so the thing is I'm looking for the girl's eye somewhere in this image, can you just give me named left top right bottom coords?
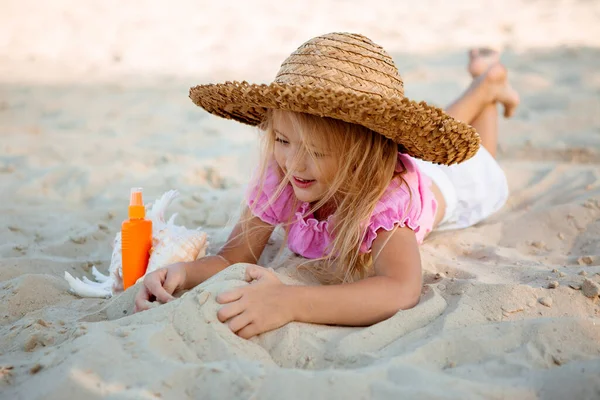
left=314, top=152, right=326, bottom=158
left=275, top=137, right=289, bottom=145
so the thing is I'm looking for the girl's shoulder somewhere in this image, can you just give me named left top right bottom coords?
left=377, top=153, right=429, bottom=206
left=362, top=153, right=437, bottom=251
left=394, top=152, right=422, bottom=183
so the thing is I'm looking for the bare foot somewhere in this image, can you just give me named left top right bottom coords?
left=469, top=48, right=520, bottom=118
left=468, top=48, right=500, bottom=78
left=482, top=63, right=520, bottom=118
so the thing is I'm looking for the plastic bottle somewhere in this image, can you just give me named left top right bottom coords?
left=121, top=187, right=153, bottom=290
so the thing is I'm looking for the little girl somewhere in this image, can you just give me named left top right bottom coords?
left=134, top=33, right=519, bottom=339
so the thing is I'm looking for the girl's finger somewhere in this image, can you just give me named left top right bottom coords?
left=216, top=288, right=244, bottom=304
left=244, top=265, right=266, bottom=282
left=236, top=323, right=259, bottom=340
left=216, top=300, right=246, bottom=323
left=162, top=271, right=181, bottom=302
left=133, top=286, right=151, bottom=313
left=146, top=276, right=175, bottom=304
left=227, top=312, right=252, bottom=334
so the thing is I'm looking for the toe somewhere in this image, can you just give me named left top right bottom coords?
left=468, top=48, right=502, bottom=78
left=503, top=89, right=520, bottom=118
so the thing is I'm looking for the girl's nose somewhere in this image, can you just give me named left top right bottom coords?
left=286, top=149, right=307, bottom=173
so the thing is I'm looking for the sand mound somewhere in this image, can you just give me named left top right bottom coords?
left=2, top=1, right=600, bottom=398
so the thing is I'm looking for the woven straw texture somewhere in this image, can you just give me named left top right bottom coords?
left=189, top=32, right=480, bottom=165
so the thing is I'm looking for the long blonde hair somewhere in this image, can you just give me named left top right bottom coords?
left=244, top=109, right=409, bottom=284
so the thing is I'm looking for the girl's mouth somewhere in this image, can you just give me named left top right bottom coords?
left=292, top=176, right=315, bottom=188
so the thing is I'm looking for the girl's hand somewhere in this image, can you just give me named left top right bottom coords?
left=134, top=263, right=187, bottom=313
left=216, top=265, right=294, bottom=339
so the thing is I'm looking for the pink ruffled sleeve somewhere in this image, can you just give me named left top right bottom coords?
left=360, top=154, right=437, bottom=252
left=246, top=162, right=295, bottom=225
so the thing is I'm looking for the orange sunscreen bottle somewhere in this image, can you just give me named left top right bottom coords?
left=121, top=187, right=153, bottom=290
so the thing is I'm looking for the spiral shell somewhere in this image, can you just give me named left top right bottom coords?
left=65, top=190, right=209, bottom=298
left=148, top=227, right=208, bottom=273
left=110, top=232, right=124, bottom=293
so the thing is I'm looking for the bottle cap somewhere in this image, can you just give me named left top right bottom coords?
left=128, top=187, right=146, bottom=219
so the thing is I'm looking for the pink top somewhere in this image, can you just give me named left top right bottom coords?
left=246, top=153, right=437, bottom=259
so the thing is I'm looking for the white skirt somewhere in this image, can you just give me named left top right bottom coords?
left=414, top=146, right=509, bottom=231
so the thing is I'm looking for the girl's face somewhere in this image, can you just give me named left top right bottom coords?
left=272, top=111, right=338, bottom=204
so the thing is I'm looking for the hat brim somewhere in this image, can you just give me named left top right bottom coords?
left=189, top=81, right=480, bottom=165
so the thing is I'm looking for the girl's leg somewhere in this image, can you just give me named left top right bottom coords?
left=470, top=103, right=499, bottom=158
left=444, top=49, right=519, bottom=158
left=428, top=50, right=519, bottom=229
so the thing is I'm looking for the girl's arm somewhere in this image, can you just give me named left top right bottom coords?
left=184, top=212, right=275, bottom=289
left=286, top=226, right=422, bottom=326
left=135, top=210, right=274, bottom=312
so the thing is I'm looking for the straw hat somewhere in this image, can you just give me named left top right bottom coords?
left=189, top=32, right=480, bottom=165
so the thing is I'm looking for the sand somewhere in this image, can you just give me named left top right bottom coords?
left=1, top=0, right=600, bottom=399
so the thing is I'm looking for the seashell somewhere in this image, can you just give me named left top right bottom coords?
left=147, top=227, right=207, bottom=273
left=65, top=190, right=209, bottom=298
left=110, top=232, right=124, bottom=293
left=145, top=190, right=208, bottom=276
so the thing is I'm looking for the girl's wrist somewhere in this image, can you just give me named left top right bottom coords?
left=282, top=285, right=303, bottom=323
left=182, top=255, right=231, bottom=289
left=181, top=261, right=196, bottom=290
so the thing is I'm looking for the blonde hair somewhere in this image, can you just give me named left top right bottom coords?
left=244, top=109, right=409, bottom=284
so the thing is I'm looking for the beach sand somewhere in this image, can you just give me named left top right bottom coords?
left=1, top=1, right=600, bottom=398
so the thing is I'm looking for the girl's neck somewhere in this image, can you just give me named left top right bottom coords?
left=312, top=199, right=337, bottom=221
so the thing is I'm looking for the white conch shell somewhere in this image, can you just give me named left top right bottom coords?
left=148, top=226, right=208, bottom=273
left=145, top=190, right=208, bottom=275
left=65, top=190, right=209, bottom=298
